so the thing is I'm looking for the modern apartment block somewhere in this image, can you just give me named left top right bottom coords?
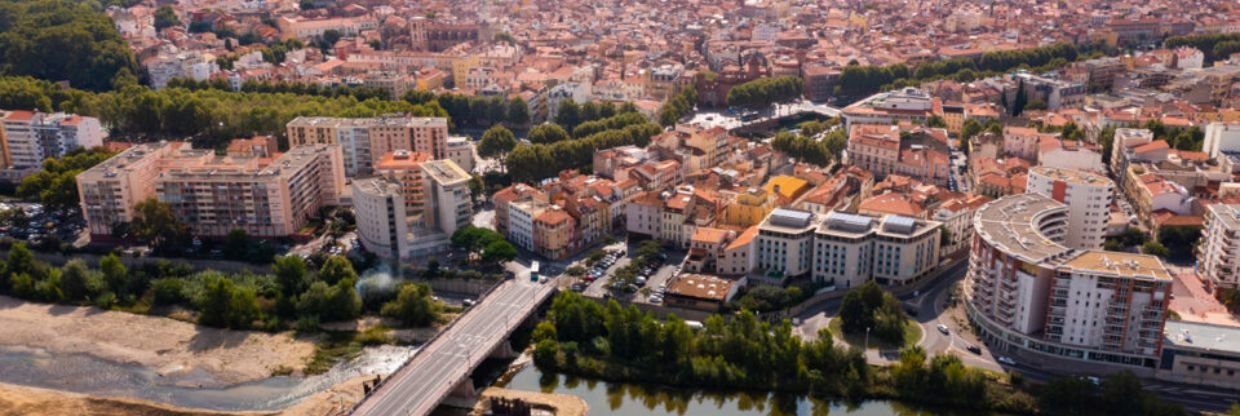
left=1025, top=166, right=1114, bottom=250
left=77, top=142, right=346, bottom=239
left=756, top=208, right=816, bottom=280
left=1, top=110, right=106, bottom=173
left=813, top=211, right=941, bottom=289
left=1198, top=204, right=1240, bottom=290
left=966, top=193, right=1172, bottom=368
left=286, top=116, right=448, bottom=177
left=352, top=158, right=472, bottom=260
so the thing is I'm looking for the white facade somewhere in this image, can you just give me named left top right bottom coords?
left=813, top=212, right=941, bottom=289
left=353, top=177, right=409, bottom=259
left=423, top=160, right=473, bottom=236
left=1198, top=204, right=1240, bottom=289
left=508, top=200, right=540, bottom=252
left=445, top=136, right=476, bottom=173
left=2, top=110, right=107, bottom=170
left=1203, top=122, right=1240, bottom=159
left=624, top=196, right=661, bottom=237
left=1026, top=166, right=1114, bottom=250
left=756, top=209, right=817, bottom=279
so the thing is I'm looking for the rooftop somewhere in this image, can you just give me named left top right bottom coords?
left=973, top=193, right=1074, bottom=265
left=1206, top=204, right=1240, bottom=230
left=667, top=274, right=734, bottom=301
left=1059, top=251, right=1171, bottom=281
left=1030, top=166, right=1111, bottom=187
left=1163, top=320, right=1240, bottom=355
left=422, top=159, right=469, bottom=185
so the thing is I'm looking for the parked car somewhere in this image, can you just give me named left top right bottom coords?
left=937, top=324, right=950, bottom=335
left=965, top=344, right=982, bottom=355
left=648, top=295, right=663, bottom=304
left=463, top=299, right=476, bottom=307
left=997, top=356, right=1016, bottom=366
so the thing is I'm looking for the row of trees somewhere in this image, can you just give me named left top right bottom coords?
left=726, top=76, right=804, bottom=109
left=166, top=77, right=391, bottom=102
left=504, top=116, right=663, bottom=183
left=0, top=0, right=139, bottom=91
left=1037, top=371, right=1185, bottom=416
left=1165, top=33, right=1240, bottom=65
left=420, top=92, right=530, bottom=130
left=0, top=241, right=442, bottom=331
left=534, top=292, right=871, bottom=396
left=551, top=99, right=635, bottom=133
left=835, top=43, right=1087, bottom=101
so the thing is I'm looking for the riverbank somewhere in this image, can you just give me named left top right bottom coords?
left=0, top=295, right=315, bottom=386
left=0, top=382, right=258, bottom=416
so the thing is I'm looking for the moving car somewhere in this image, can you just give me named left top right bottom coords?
left=997, top=356, right=1016, bottom=366
left=965, top=344, right=982, bottom=355
left=937, top=324, right=950, bottom=335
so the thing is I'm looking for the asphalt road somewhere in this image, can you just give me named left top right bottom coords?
left=353, top=274, right=554, bottom=416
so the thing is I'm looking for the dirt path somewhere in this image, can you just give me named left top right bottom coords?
left=0, top=295, right=315, bottom=385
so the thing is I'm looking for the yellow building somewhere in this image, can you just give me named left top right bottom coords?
left=763, top=175, right=811, bottom=205
left=723, top=187, right=775, bottom=227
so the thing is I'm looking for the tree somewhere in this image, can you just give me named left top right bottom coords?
left=478, top=124, right=517, bottom=160
left=927, top=115, right=947, bottom=128
left=468, top=174, right=485, bottom=205
left=196, top=273, right=260, bottom=329
left=0, top=0, right=140, bottom=91
left=100, top=253, right=128, bottom=297
left=130, top=198, right=189, bottom=250
left=318, top=255, right=357, bottom=286
left=1011, top=80, right=1028, bottom=116
left=554, top=99, right=581, bottom=131
left=1099, top=126, right=1117, bottom=166
left=273, top=255, right=309, bottom=296
left=482, top=239, right=518, bottom=265
left=296, top=280, right=361, bottom=322
left=527, top=123, right=571, bottom=144
left=507, top=97, right=530, bottom=126
left=1142, top=241, right=1171, bottom=257
left=381, top=282, right=441, bottom=327
left=154, top=6, right=181, bottom=31
left=59, top=259, right=103, bottom=302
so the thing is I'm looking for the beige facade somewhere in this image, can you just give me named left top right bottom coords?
left=286, top=116, right=448, bottom=177
left=77, top=142, right=346, bottom=238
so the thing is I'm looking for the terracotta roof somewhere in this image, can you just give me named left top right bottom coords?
left=1133, top=140, right=1170, bottom=154
left=725, top=225, right=759, bottom=251
left=859, top=192, right=924, bottom=217
left=692, top=227, right=730, bottom=244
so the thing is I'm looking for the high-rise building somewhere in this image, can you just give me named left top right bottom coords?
left=352, top=158, right=473, bottom=260
left=2, top=110, right=106, bottom=172
left=286, top=116, right=448, bottom=177
left=1198, top=204, right=1240, bottom=289
left=966, top=193, right=1172, bottom=368
left=77, top=142, right=346, bottom=238
left=1026, top=166, right=1114, bottom=250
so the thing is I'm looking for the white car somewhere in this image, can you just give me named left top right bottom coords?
left=936, top=324, right=949, bottom=335
left=997, top=356, right=1016, bottom=366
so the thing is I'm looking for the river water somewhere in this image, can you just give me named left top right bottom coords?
left=499, top=365, right=997, bottom=416
left=0, top=344, right=417, bottom=411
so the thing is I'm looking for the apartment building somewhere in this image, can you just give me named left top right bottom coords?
left=78, top=142, right=346, bottom=239
left=1110, top=128, right=1154, bottom=182
left=375, top=150, right=431, bottom=222
left=421, top=159, right=472, bottom=237
left=967, top=193, right=1172, bottom=369
left=1198, top=204, right=1240, bottom=289
left=812, top=211, right=941, bottom=289
left=492, top=183, right=546, bottom=235
left=846, top=123, right=952, bottom=186
left=286, top=116, right=448, bottom=177
left=721, top=187, right=774, bottom=227
left=444, top=136, right=476, bottom=173
left=719, top=226, right=759, bottom=276
left=1025, top=167, right=1115, bottom=250
left=841, top=87, right=937, bottom=128
left=2, top=110, right=106, bottom=171
left=352, top=177, right=411, bottom=260
left=534, top=207, right=574, bottom=260
left=756, top=208, right=817, bottom=280
left=1203, top=122, right=1240, bottom=159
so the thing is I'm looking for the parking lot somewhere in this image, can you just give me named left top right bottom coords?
left=0, top=202, right=87, bottom=247
left=574, top=245, right=686, bottom=305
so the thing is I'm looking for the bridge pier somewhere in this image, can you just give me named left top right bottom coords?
left=441, top=377, right=480, bottom=409
left=490, top=340, right=517, bottom=359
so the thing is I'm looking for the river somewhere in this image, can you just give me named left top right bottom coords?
left=0, top=344, right=417, bottom=411
left=499, top=365, right=998, bottom=416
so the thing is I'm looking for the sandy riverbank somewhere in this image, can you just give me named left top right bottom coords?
left=0, top=382, right=265, bottom=416
left=0, top=295, right=316, bottom=385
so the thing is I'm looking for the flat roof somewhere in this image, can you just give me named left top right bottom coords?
left=973, top=193, right=1074, bottom=264
left=1206, top=204, right=1240, bottom=230
left=1164, top=320, right=1240, bottom=355
left=1059, top=251, right=1171, bottom=281
left=1031, top=166, right=1112, bottom=187
left=667, top=274, right=733, bottom=301
left=421, top=159, right=469, bottom=185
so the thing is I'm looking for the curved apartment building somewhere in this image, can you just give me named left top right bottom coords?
left=967, top=193, right=1172, bottom=368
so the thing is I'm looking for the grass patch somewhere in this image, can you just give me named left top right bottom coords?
left=828, top=317, right=921, bottom=350
left=305, top=327, right=395, bottom=374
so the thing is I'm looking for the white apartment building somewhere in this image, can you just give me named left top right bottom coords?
left=1203, top=122, right=1240, bottom=159
left=2, top=110, right=106, bottom=171
left=353, top=177, right=410, bottom=260
left=508, top=199, right=542, bottom=252
left=445, top=136, right=476, bottom=173
left=813, top=212, right=941, bottom=290
left=1198, top=204, right=1240, bottom=289
left=422, top=159, right=472, bottom=236
left=967, top=193, right=1172, bottom=369
left=756, top=208, right=816, bottom=280
left=1026, top=166, right=1114, bottom=250
left=1111, top=128, right=1154, bottom=182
